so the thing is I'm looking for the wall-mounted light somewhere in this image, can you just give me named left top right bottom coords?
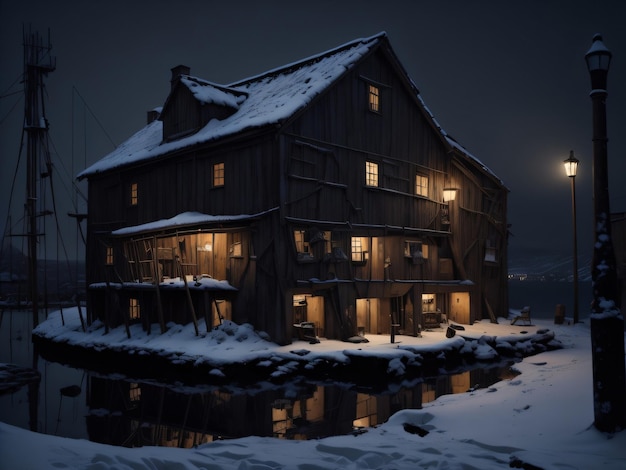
left=443, top=188, right=458, bottom=202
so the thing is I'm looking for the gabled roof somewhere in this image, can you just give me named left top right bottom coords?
left=78, top=33, right=384, bottom=179
left=77, top=32, right=501, bottom=187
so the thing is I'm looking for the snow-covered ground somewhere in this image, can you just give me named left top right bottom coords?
left=28, top=307, right=559, bottom=385
left=1, top=309, right=625, bottom=469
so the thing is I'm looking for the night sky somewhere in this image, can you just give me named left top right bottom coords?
left=1, top=0, right=625, bottom=266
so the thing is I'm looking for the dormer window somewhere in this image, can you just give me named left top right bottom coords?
left=161, top=71, right=247, bottom=142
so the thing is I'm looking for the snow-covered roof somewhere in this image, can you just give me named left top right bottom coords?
left=179, top=77, right=247, bottom=108
left=77, top=31, right=501, bottom=187
left=111, top=209, right=277, bottom=237
left=78, top=33, right=385, bottom=179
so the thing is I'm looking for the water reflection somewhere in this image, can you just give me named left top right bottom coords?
left=84, top=364, right=517, bottom=447
left=1, top=309, right=519, bottom=448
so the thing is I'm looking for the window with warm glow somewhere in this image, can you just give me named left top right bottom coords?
left=415, top=174, right=428, bottom=197
left=130, top=183, right=138, bottom=205
left=351, top=237, right=368, bottom=263
left=213, top=162, right=225, bottom=187
left=422, top=293, right=437, bottom=313
left=368, top=84, right=380, bottom=112
left=106, top=246, right=114, bottom=265
left=365, top=161, right=378, bottom=187
left=129, top=298, right=140, bottom=320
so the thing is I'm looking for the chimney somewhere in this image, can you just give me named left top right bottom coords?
left=170, top=64, right=190, bottom=90
left=147, top=108, right=160, bottom=124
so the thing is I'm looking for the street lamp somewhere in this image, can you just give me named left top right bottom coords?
left=585, top=33, right=625, bottom=432
left=563, top=150, right=579, bottom=324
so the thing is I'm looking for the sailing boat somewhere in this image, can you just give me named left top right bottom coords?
left=0, top=27, right=85, bottom=326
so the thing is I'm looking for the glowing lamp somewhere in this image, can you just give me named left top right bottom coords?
left=563, top=151, right=579, bottom=178
left=442, top=188, right=457, bottom=202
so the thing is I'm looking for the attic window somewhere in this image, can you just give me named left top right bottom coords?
left=213, top=163, right=225, bottom=187
left=368, top=84, right=380, bottom=113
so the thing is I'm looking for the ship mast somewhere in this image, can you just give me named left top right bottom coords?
left=23, top=27, right=55, bottom=326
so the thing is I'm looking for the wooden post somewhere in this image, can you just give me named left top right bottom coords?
left=177, top=255, right=199, bottom=336
left=152, top=236, right=166, bottom=334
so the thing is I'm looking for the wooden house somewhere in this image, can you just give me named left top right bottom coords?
left=78, top=32, right=509, bottom=345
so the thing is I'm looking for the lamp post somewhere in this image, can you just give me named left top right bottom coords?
left=585, top=33, right=626, bottom=432
left=563, top=151, right=579, bottom=324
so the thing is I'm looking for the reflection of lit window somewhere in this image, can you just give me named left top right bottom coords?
left=351, top=237, right=368, bottom=263
left=365, top=161, right=378, bottom=187
left=354, top=393, right=377, bottom=428
left=213, top=162, right=224, bottom=187
left=130, top=183, right=138, bottom=205
left=294, top=230, right=314, bottom=261
left=129, top=298, right=140, bottom=320
left=294, top=230, right=308, bottom=254
left=368, top=84, right=380, bottom=112
left=106, top=246, right=114, bottom=265
left=129, top=382, right=141, bottom=402
left=415, top=174, right=428, bottom=197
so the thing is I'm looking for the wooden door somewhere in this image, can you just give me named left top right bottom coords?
left=449, top=292, right=470, bottom=324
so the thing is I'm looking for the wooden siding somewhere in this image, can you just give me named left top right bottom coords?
left=84, top=37, right=508, bottom=344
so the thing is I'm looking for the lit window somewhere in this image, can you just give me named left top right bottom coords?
left=129, top=298, right=140, bottom=320
left=422, top=293, right=436, bottom=313
left=130, top=183, right=138, bottom=205
left=106, top=246, right=114, bottom=265
left=351, top=237, right=368, bottom=263
left=365, top=161, right=378, bottom=187
left=213, top=162, right=224, bottom=187
left=368, top=84, right=380, bottom=112
left=415, top=174, right=428, bottom=197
